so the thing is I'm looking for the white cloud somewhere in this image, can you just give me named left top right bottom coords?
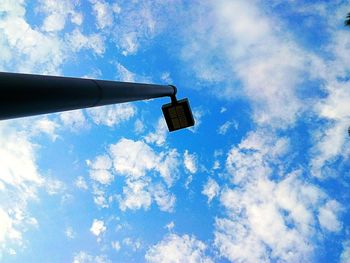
left=0, top=2, right=65, bottom=73
left=220, top=107, right=227, bottom=113
left=341, top=241, right=350, bottom=263
left=112, top=3, right=121, bottom=14
left=183, top=150, right=197, bottom=189
left=0, top=0, right=25, bottom=15
left=116, top=63, right=136, bottom=82
left=75, top=176, right=88, bottom=190
left=87, top=155, right=113, bottom=185
left=89, top=170, right=114, bottom=186
left=120, top=33, right=139, bottom=56
left=87, top=103, right=136, bottom=127
left=134, top=119, right=145, bottom=134
left=165, top=221, right=175, bottom=231
left=119, top=178, right=152, bottom=211
left=327, top=30, right=350, bottom=76
left=59, top=110, right=88, bottom=131
left=150, top=184, right=176, bottom=212
left=42, top=12, right=65, bottom=32
left=72, top=251, right=110, bottom=263
left=214, top=130, right=342, bottom=262
left=0, top=123, right=45, bottom=254
left=88, top=138, right=179, bottom=211
left=109, top=138, right=179, bottom=185
left=157, top=149, right=180, bottom=187
left=184, top=176, right=193, bottom=190
left=145, top=234, right=213, bottom=263
left=310, top=80, right=350, bottom=177
left=145, top=118, right=168, bottom=146
left=111, top=241, right=120, bottom=251
left=118, top=179, right=176, bottom=212
left=45, top=178, right=65, bottom=195
left=0, top=124, right=43, bottom=191
left=38, top=0, right=79, bottom=32
left=212, top=160, right=220, bottom=170
left=90, top=219, right=106, bottom=237
left=215, top=173, right=323, bottom=262
left=0, top=208, right=22, bottom=246
left=109, top=2, right=166, bottom=56
left=110, top=139, right=158, bottom=179
left=202, top=178, right=219, bottom=203
left=304, top=5, right=350, bottom=178
left=31, top=117, right=59, bottom=141
left=71, top=12, right=83, bottom=26
left=73, top=251, right=93, bottom=263
left=217, top=120, right=238, bottom=135
left=115, top=62, right=151, bottom=83
left=180, top=0, right=316, bottom=127
left=90, top=0, right=114, bottom=29
left=123, top=237, right=142, bottom=251
left=65, top=226, right=75, bottom=239
left=161, top=72, right=172, bottom=83
left=217, top=121, right=232, bottom=135
left=226, top=130, right=289, bottom=185
left=184, top=150, right=198, bottom=174
left=89, top=0, right=121, bottom=30
left=318, top=200, right=342, bottom=232
left=189, top=109, right=204, bottom=133
left=92, top=186, right=110, bottom=208
left=66, top=28, right=105, bottom=56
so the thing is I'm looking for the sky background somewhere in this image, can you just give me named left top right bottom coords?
left=1, top=0, right=350, bottom=262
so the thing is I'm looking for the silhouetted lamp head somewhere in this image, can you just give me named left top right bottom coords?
left=162, top=98, right=195, bottom=132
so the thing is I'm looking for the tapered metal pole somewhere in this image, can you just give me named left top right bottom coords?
left=0, top=72, right=176, bottom=120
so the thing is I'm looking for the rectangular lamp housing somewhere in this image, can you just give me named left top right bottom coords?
left=162, top=98, right=195, bottom=132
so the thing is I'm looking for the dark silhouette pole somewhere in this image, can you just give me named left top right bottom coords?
left=345, top=12, right=350, bottom=27
left=0, top=72, right=177, bottom=121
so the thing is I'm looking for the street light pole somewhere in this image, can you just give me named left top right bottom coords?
left=0, top=72, right=194, bottom=132
left=0, top=72, right=176, bottom=121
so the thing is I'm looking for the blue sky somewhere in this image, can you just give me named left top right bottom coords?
left=1, top=0, right=350, bottom=262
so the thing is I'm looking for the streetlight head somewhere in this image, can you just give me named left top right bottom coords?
left=162, top=98, right=195, bottom=132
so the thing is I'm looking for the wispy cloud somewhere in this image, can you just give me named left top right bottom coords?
left=202, top=178, right=220, bottom=204
left=87, top=103, right=136, bottom=128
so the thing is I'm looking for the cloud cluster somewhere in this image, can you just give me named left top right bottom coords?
left=214, top=130, right=343, bottom=262
left=86, top=0, right=181, bottom=56
left=0, top=1, right=65, bottom=73
left=310, top=55, right=350, bottom=177
left=0, top=0, right=107, bottom=74
left=111, top=138, right=178, bottom=211
left=179, top=0, right=350, bottom=180
left=87, top=138, right=180, bottom=212
left=38, top=0, right=81, bottom=32
left=145, top=234, right=213, bottom=263
left=180, top=0, right=315, bottom=127
left=0, top=122, right=45, bottom=254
